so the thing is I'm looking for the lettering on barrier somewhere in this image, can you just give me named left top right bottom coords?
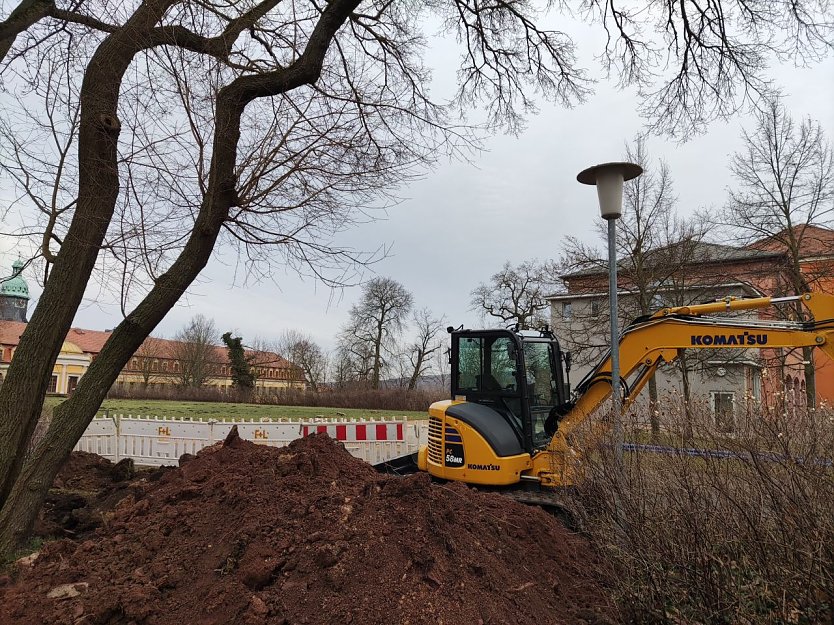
left=254, top=429, right=269, bottom=440
left=158, top=426, right=171, bottom=437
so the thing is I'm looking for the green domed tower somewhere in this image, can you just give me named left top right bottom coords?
left=0, top=259, right=30, bottom=322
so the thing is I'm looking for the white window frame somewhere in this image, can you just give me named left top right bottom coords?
left=710, top=390, right=736, bottom=432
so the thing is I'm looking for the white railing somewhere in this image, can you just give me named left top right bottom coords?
left=75, top=414, right=428, bottom=467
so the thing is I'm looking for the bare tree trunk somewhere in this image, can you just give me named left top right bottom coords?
left=372, top=319, right=384, bottom=390
left=407, top=353, right=423, bottom=391
left=0, top=0, right=176, bottom=510
left=678, top=350, right=694, bottom=441
left=648, top=376, right=660, bottom=442
left=803, top=346, right=817, bottom=409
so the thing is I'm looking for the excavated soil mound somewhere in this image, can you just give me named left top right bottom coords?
left=2, top=433, right=616, bottom=625
left=34, top=452, right=166, bottom=540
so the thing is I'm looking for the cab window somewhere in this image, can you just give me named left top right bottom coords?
left=523, top=341, right=559, bottom=446
left=456, top=335, right=518, bottom=394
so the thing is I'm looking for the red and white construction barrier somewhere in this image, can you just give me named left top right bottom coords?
left=74, top=415, right=425, bottom=466
left=301, top=422, right=405, bottom=442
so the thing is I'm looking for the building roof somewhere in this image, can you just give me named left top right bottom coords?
left=0, top=320, right=294, bottom=369
left=745, top=224, right=834, bottom=257
left=0, top=259, right=29, bottom=299
left=561, top=240, right=782, bottom=280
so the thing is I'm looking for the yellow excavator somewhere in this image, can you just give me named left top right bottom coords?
left=415, top=292, right=834, bottom=498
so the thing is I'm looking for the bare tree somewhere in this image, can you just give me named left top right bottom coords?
left=172, top=315, right=218, bottom=388
left=338, top=277, right=413, bottom=389
left=0, top=0, right=830, bottom=559
left=330, top=346, right=359, bottom=390
left=277, top=330, right=327, bottom=392
left=471, top=260, right=559, bottom=330
left=133, top=337, right=168, bottom=388
left=560, top=136, right=728, bottom=437
left=406, top=308, right=445, bottom=391
left=725, top=98, right=834, bottom=408
left=434, top=338, right=452, bottom=392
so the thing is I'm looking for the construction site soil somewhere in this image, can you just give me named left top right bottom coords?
left=1, top=432, right=616, bottom=625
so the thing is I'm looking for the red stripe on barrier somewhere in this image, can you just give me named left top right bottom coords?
left=396, top=423, right=403, bottom=441
left=303, top=426, right=309, bottom=437
left=336, top=425, right=347, bottom=440
left=376, top=424, right=387, bottom=440
left=317, top=425, right=327, bottom=435
left=355, top=424, right=366, bottom=441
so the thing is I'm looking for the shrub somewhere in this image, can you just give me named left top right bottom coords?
left=106, top=384, right=445, bottom=413
left=570, top=402, right=834, bottom=624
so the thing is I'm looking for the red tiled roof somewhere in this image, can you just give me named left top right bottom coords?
left=0, top=321, right=293, bottom=369
left=746, top=225, right=834, bottom=257
left=0, top=320, right=27, bottom=348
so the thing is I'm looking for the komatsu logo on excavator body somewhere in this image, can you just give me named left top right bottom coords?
left=690, top=332, right=769, bottom=346
left=466, top=463, right=501, bottom=471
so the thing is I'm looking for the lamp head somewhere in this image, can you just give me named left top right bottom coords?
left=577, top=161, right=643, bottom=220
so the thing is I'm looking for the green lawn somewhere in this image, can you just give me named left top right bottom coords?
left=55, top=398, right=429, bottom=421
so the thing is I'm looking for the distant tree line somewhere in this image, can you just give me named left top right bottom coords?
left=141, top=277, right=447, bottom=395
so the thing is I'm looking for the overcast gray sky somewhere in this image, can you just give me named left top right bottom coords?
left=2, top=12, right=833, bottom=355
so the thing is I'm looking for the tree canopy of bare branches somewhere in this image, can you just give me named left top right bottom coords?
left=276, top=330, right=327, bottom=392
left=470, top=260, right=560, bottom=330
left=725, top=98, right=834, bottom=406
left=172, top=314, right=218, bottom=387
left=0, top=0, right=831, bottom=559
left=405, top=307, right=446, bottom=391
left=338, top=277, right=413, bottom=389
left=560, top=136, right=733, bottom=436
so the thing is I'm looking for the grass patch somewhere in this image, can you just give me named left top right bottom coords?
left=69, top=398, right=429, bottom=421
left=2, top=536, right=45, bottom=570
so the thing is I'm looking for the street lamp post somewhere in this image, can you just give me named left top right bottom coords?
left=577, top=162, right=643, bottom=465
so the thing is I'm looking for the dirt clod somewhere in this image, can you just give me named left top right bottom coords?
left=2, top=434, right=615, bottom=624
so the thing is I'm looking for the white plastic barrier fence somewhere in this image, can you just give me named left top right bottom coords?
left=74, top=414, right=427, bottom=467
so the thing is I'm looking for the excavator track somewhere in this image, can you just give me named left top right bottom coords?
left=497, top=486, right=587, bottom=533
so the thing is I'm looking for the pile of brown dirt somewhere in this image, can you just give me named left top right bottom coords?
left=2, top=433, right=616, bottom=625
left=34, top=452, right=166, bottom=540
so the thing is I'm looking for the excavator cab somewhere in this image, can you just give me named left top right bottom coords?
left=417, top=328, right=569, bottom=485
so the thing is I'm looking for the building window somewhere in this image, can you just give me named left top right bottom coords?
left=562, top=302, right=572, bottom=320
left=711, top=391, right=735, bottom=432
left=131, top=358, right=138, bottom=369
left=162, top=361, right=168, bottom=372
left=48, top=375, right=58, bottom=394
left=590, top=300, right=600, bottom=316
left=151, top=360, right=158, bottom=371
left=174, top=362, right=180, bottom=372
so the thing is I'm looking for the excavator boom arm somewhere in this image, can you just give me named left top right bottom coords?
left=545, top=292, right=834, bottom=460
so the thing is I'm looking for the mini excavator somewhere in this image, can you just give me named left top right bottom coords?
left=414, top=292, right=834, bottom=498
